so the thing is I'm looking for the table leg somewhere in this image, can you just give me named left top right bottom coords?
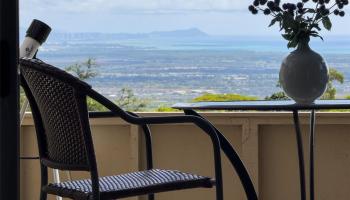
left=310, top=110, right=316, bottom=200
left=292, top=110, right=306, bottom=200
left=184, top=109, right=258, bottom=200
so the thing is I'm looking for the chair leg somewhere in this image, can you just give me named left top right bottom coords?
left=40, top=191, right=47, bottom=200
left=148, top=194, right=154, bottom=200
left=216, top=186, right=224, bottom=200
left=40, top=165, right=48, bottom=200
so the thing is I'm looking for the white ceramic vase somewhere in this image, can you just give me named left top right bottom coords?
left=279, top=40, right=329, bottom=104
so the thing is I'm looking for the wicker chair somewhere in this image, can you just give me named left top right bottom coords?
left=19, top=58, right=225, bottom=200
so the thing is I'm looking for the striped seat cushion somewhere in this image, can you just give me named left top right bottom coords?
left=43, top=169, right=214, bottom=199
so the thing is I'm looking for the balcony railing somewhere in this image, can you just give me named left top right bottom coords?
left=20, top=112, right=350, bottom=200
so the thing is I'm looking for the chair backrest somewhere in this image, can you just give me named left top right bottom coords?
left=20, top=58, right=96, bottom=171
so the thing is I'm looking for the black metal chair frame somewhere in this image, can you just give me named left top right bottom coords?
left=19, top=58, right=225, bottom=200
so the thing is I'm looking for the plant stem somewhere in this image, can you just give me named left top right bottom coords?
left=257, top=7, right=277, bottom=17
left=315, top=10, right=336, bottom=24
left=312, top=2, right=336, bottom=24
left=311, top=2, right=319, bottom=23
left=308, top=2, right=320, bottom=31
left=328, top=2, right=338, bottom=11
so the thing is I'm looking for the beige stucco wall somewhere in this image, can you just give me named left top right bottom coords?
left=20, top=112, right=350, bottom=200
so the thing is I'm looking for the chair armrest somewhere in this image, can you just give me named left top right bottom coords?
left=87, top=89, right=215, bottom=128
left=87, top=89, right=220, bottom=142
left=87, top=89, right=224, bottom=199
left=89, top=111, right=119, bottom=118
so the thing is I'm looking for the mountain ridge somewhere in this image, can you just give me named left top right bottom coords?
left=20, top=27, right=209, bottom=41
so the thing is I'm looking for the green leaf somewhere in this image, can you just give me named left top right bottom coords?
left=287, top=39, right=298, bottom=48
left=322, top=16, right=332, bottom=31
left=287, top=34, right=299, bottom=49
left=269, top=18, right=279, bottom=27
left=282, top=34, right=293, bottom=41
left=305, top=8, right=316, bottom=13
left=310, top=33, right=324, bottom=41
left=311, top=24, right=322, bottom=31
left=315, top=13, right=322, bottom=21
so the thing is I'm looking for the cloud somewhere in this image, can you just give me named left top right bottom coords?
left=21, top=0, right=350, bottom=15
left=21, top=0, right=251, bottom=14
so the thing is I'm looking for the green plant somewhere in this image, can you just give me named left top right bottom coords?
left=65, top=58, right=148, bottom=111
left=65, top=58, right=104, bottom=111
left=115, top=88, right=148, bottom=111
left=321, top=68, right=344, bottom=99
left=86, top=97, right=108, bottom=111
left=65, top=58, right=99, bottom=80
left=265, top=91, right=290, bottom=100
left=249, top=0, right=349, bottom=48
left=86, top=88, right=148, bottom=112
left=193, top=93, right=258, bottom=102
left=156, top=105, right=180, bottom=112
left=266, top=67, right=345, bottom=100
left=20, top=87, right=26, bottom=106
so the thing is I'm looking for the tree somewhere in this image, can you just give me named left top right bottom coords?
left=265, top=91, right=289, bottom=100
left=115, top=88, right=147, bottom=111
left=86, top=97, right=108, bottom=112
left=65, top=58, right=98, bottom=80
left=155, top=93, right=257, bottom=112
left=265, top=67, right=345, bottom=100
left=321, top=68, right=344, bottom=100
left=193, top=93, right=258, bottom=102
left=65, top=58, right=147, bottom=111
left=20, top=87, right=26, bottom=106
left=65, top=58, right=106, bottom=111
left=20, top=59, right=101, bottom=112
left=156, top=105, right=180, bottom=112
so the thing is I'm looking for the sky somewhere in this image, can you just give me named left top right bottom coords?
left=20, top=0, right=350, bottom=36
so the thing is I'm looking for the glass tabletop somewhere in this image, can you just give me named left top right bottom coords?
left=172, top=100, right=350, bottom=111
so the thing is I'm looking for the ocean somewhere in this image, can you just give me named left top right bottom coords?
left=35, top=35, right=350, bottom=107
